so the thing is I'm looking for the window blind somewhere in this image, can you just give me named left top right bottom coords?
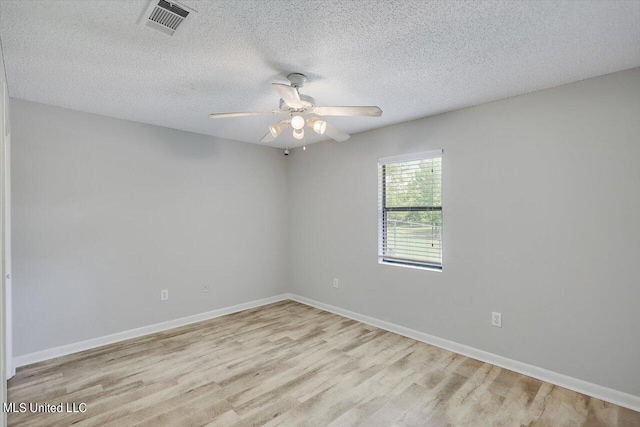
left=378, top=150, right=443, bottom=269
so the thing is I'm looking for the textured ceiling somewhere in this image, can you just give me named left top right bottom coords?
left=1, top=1, right=639, bottom=148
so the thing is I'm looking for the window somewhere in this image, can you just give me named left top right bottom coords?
left=378, top=150, right=443, bottom=270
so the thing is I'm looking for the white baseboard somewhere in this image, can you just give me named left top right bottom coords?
left=14, top=294, right=289, bottom=369
left=287, top=293, right=640, bottom=412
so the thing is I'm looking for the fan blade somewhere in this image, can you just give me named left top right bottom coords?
left=260, top=131, right=275, bottom=143
left=209, top=110, right=280, bottom=119
left=260, top=120, right=289, bottom=143
left=272, top=83, right=303, bottom=108
left=312, top=106, right=382, bottom=117
left=324, top=123, right=350, bottom=142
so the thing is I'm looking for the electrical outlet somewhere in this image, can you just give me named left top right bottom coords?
left=491, top=312, right=502, bottom=327
left=160, top=289, right=169, bottom=301
left=333, top=278, right=339, bottom=289
left=202, top=284, right=209, bottom=293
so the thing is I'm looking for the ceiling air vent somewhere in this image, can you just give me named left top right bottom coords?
left=138, top=0, right=196, bottom=36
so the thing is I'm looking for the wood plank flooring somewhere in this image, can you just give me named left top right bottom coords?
left=7, top=300, right=640, bottom=426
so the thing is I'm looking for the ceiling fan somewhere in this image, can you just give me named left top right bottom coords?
left=209, top=73, right=382, bottom=143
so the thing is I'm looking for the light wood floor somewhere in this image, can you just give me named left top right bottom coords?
left=7, top=300, right=640, bottom=427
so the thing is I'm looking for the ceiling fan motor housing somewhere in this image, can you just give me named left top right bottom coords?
left=279, top=94, right=315, bottom=112
left=287, top=73, right=308, bottom=88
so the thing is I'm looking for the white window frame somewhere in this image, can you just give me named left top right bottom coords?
left=378, top=149, right=443, bottom=271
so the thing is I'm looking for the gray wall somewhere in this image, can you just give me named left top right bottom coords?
left=287, top=68, right=640, bottom=396
left=11, top=99, right=288, bottom=356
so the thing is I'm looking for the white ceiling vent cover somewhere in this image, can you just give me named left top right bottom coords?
left=138, top=0, right=196, bottom=36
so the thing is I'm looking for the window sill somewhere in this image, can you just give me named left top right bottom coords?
left=379, top=259, right=442, bottom=272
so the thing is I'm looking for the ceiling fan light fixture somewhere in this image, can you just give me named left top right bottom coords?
left=312, top=120, right=327, bottom=135
left=293, top=128, right=305, bottom=140
left=291, top=115, right=305, bottom=130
